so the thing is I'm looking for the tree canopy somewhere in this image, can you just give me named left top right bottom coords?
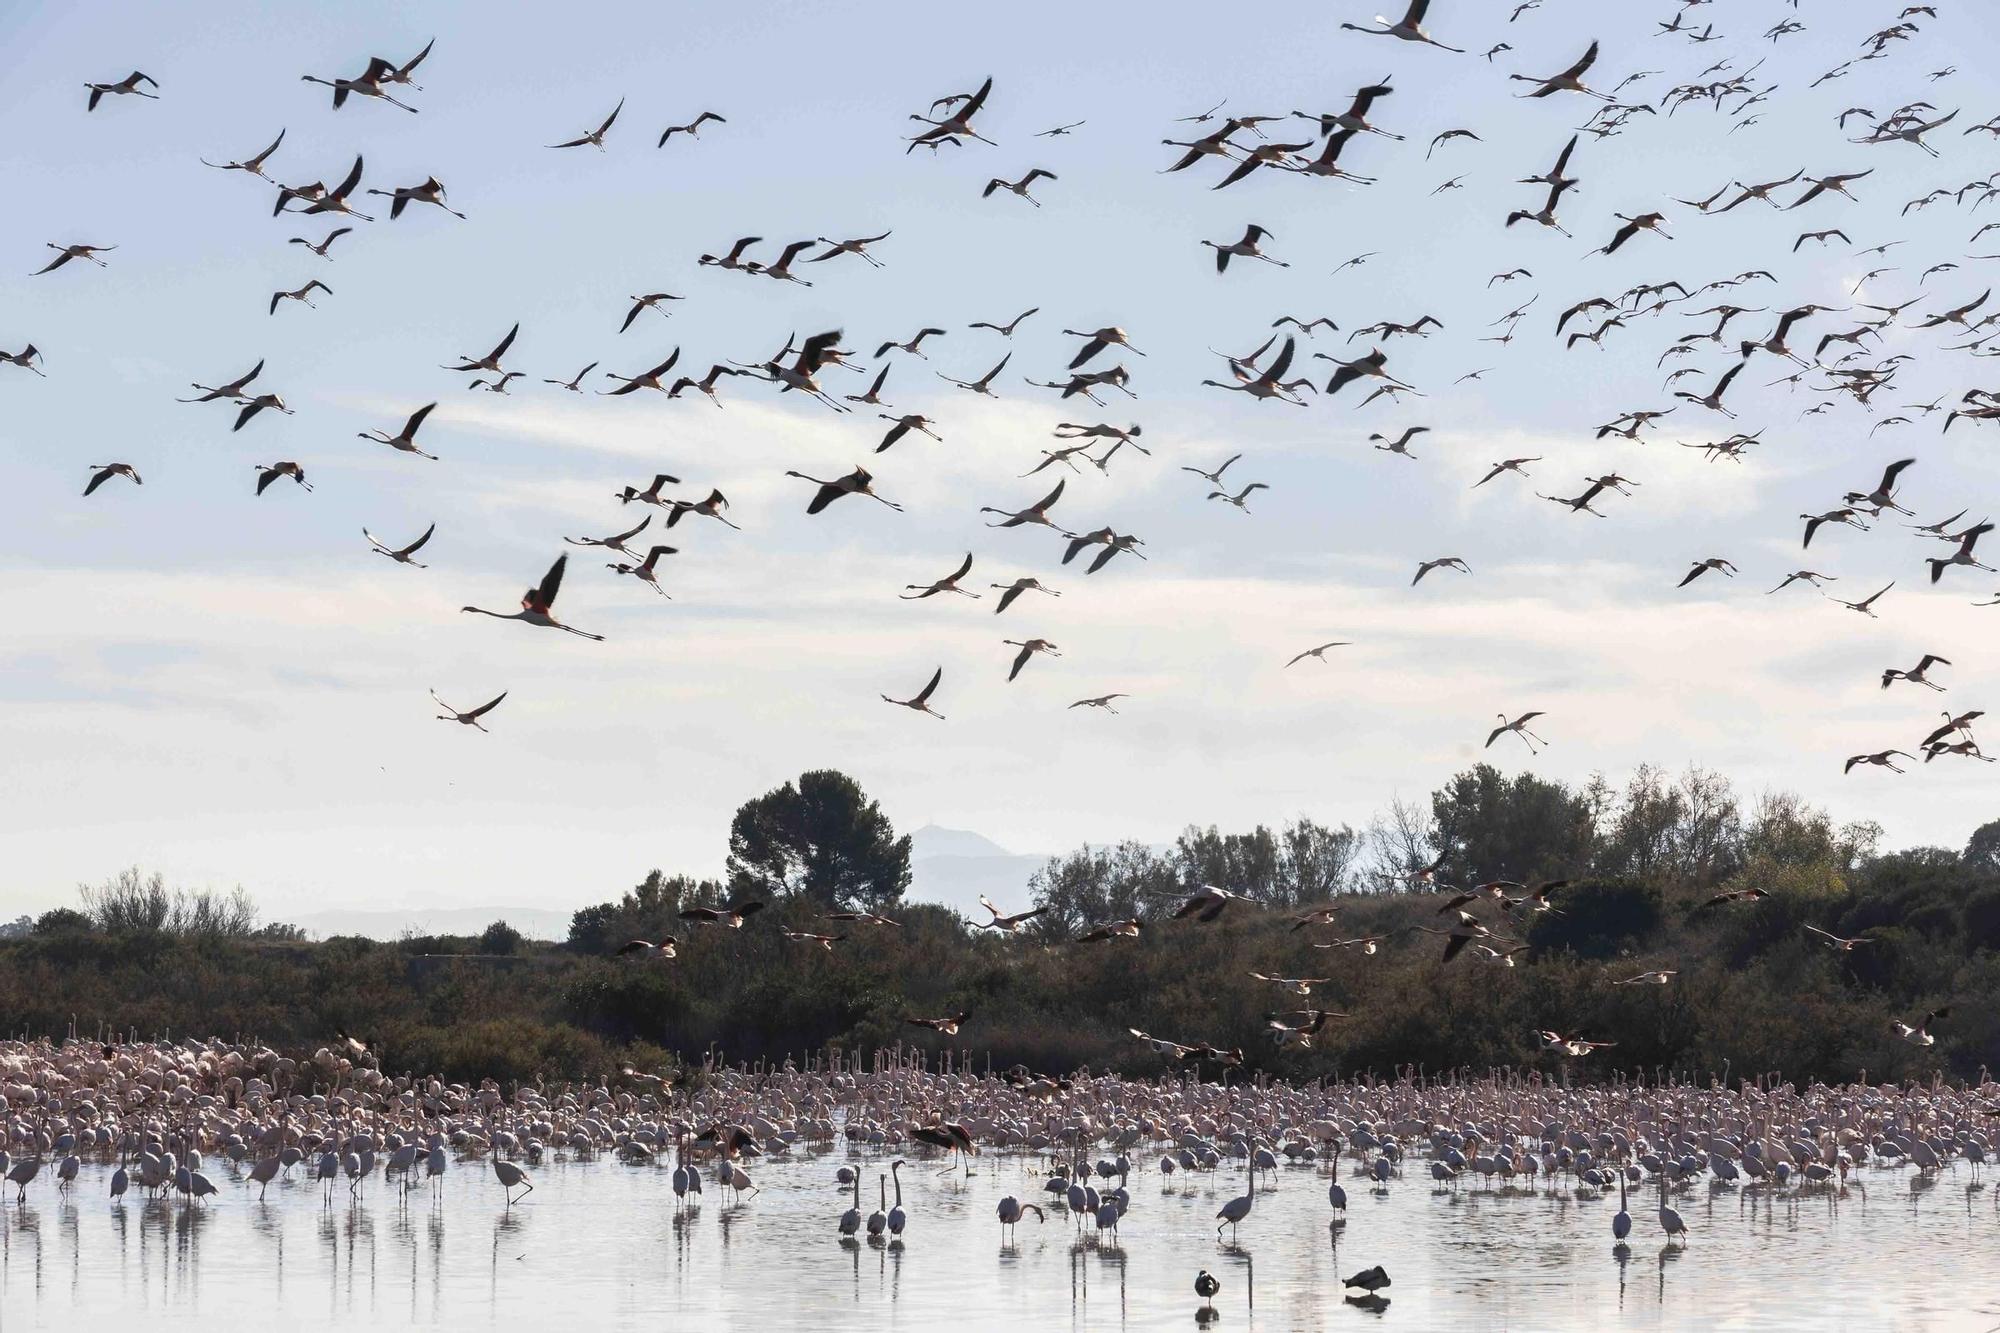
left=568, top=869, right=721, bottom=952
left=725, top=769, right=911, bottom=911
left=1966, top=818, right=2000, bottom=874
left=10, top=760, right=1999, bottom=1085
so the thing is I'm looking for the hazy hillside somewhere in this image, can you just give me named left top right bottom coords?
left=295, top=905, right=577, bottom=943
left=284, top=825, right=1044, bottom=941
left=905, top=825, right=1048, bottom=918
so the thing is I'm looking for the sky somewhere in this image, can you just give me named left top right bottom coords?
left=3, top=1, right=1997, bottom=926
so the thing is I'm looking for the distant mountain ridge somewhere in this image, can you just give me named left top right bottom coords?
left=294, top=905, right=576, bottom=943
left=906, top=824, right=1048, bottom=918
left=287, top=824, right=1047, bottom=941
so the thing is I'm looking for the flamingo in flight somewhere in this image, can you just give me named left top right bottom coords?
left=1486, top=711, right=1547, bottom=753
left=85, top=71, right=159, bottom=110
left=1340, top=0, right=1465, bottom=52
left=883, top=668, right=946, bottom=719
left=462, top=554, right=604, bottom=640
left=432, top=690, right=507, bottom=731
left=364, top=524, right=435, bottom=566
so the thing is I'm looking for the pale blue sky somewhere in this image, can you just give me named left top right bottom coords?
left=3, top=1, right=1996, bottom=922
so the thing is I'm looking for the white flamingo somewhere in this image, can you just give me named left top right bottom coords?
left=491, top=1156, right=532, bottom=1206
left=1215, top=1142, right=1258, bottom=1240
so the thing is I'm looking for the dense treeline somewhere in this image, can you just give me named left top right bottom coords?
left=4, top=765, right=1996, bottom=1085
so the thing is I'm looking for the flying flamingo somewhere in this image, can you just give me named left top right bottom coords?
left=1487, top=711, right=1547, bottom=753
left=1340, top=0, right=1465, bottom=52
left=432, top=690, right=506, bottom=732
left=364, top=524, right=434, bottom=566
left=462, top=554, right=604, bottom=640
left=883, top=667, right=946, bottom=720
left=85, top=71, right=159, bottom=110
left=359, top=402, right=438, bottom=459
left=83, top=463, right=141, bottom=496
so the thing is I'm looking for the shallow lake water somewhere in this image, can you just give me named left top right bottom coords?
left=4, top=1147, right=1996, bottom=1331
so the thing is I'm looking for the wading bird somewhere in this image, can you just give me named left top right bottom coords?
left=1, top=345, right=45, bottom=375
left=619, top=292, right=682, bottom=332
left=976, top=896, right=1046, bottom=932
left=991, top=577, right=1059, bottom=614
left=544, top=358, right=596, bottom=390
left=1881, top=654, right=1950, bottom=691
left=1893, top=1007, right=1948, bottom=1044
left=82, top=463, right=140, bottom=496
left=550, top=99, right=623, bottom=150
left=1003, top=638, right=1060, bottom=681
left=444, top=322, right=519, bottom=375
left=364, top=524, right=434, bottom=566
left=882, top=668, right=946, bottom=720
left=368, top=176, right=463, bottom=219
left=982, top=168, right=1057, bottom=207
left=202, top=128, right=285, bottom=177
left=1486, top=711, right=1547, bottom=753
left=1413, top=557, right=1470, bottom=585
left=1340, top=0, right=1464, bottom=52
left=659, top=111, right=726, bottom=146
left=680, top=900, right=765, bottom=928
left=1286, top=641, right=1352, bottom=667
left=253, top=460, right=310, bottom=494
left=432, top=690, right=506, bottom=731
left=810, top=232, right=892, bottom=268
left=462, top=554, right=604, bottom=640
left=1070, top=694, right=1127, bottom=713
left=1829, top=583, right=1893, bottom=618
left=606, top=545, right=679, bottom=596
left=359, top=402, right=438, bottom=459
left=617, top=937, right=677, bottom=958
left=787, top=466, right=901, bottom=514
left=85, top=71, right=159, bottom=110
left=1203, top=224, right=1287, bottom=272
left=33, top=243, right=115, bottom=274
left=902, top=554, right=978, bottom=599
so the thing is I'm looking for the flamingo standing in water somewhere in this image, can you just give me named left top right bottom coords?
left=1657, top=1177, right=1687, bottom=1245
left=867, top=1176, right=888, bottom=1237
left=1216, top=1142, right=1258, bottom=1240
left=492, top=1156, right=533, bottom=1206
left=888, top=1160, right=907, bottom=1236
left=839, top=1169, right=862, bottom=1236
left=997, top=1195, right=1044, bottom=1241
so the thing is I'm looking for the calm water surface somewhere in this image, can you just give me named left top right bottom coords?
left=4, top=1149, right=1996, bottom=1331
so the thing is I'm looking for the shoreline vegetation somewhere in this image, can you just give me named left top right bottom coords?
left=4, top=764, right=1996, bottom=1087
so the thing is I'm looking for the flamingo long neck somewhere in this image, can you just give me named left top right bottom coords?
left=892, top=1163, right=902, bottom=1205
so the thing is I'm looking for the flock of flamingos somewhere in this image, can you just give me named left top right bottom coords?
left=9, top=1, right=2000, bottom=1319
left=2, top=1035, right=1998, bottom=1319
left=19, top=2, right=1998, bottom=781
